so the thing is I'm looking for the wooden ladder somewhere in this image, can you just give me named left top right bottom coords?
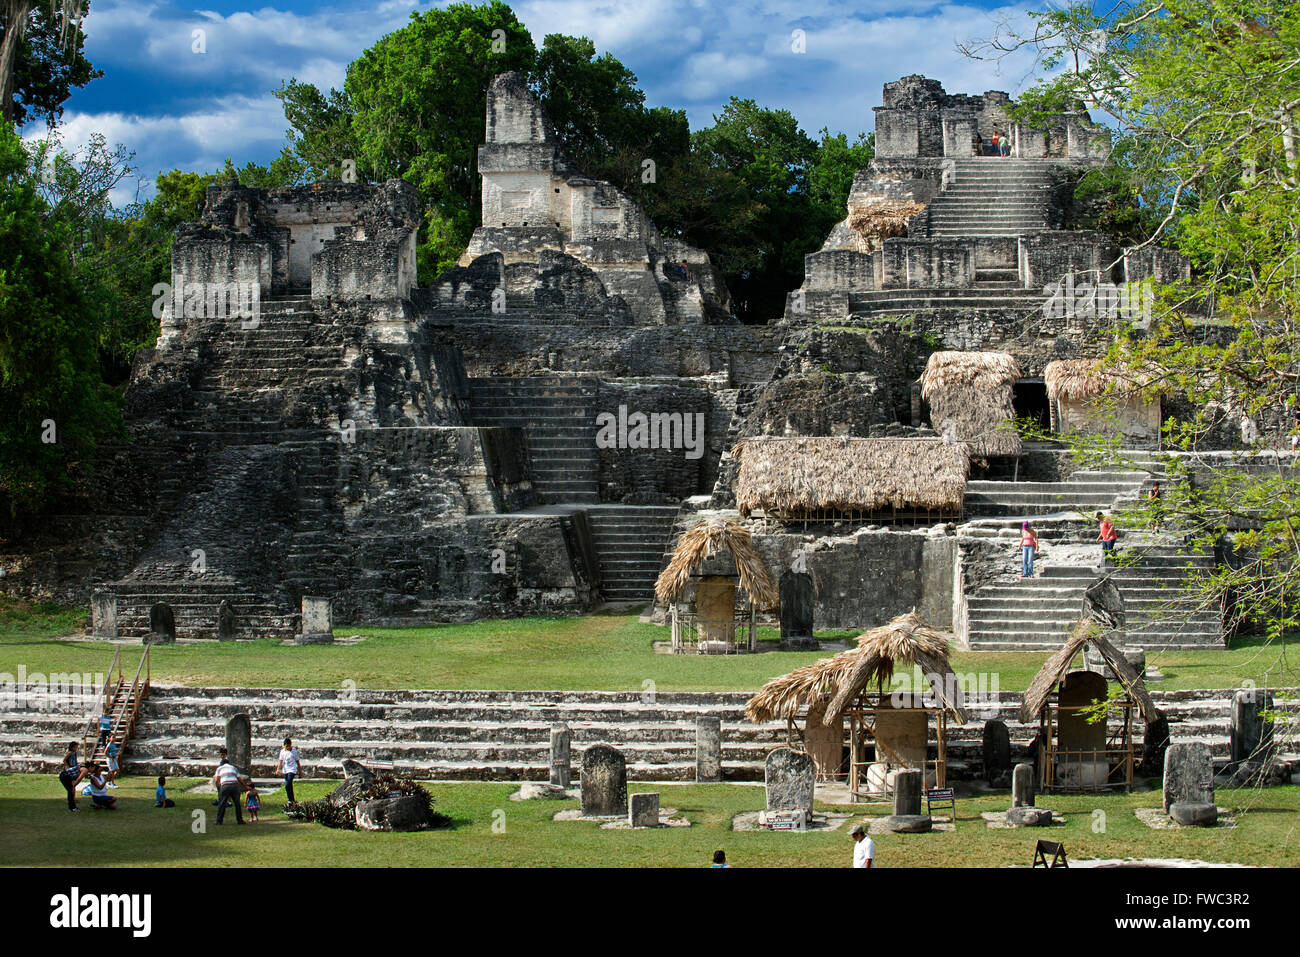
left=83, top=645, right=151, bottom=766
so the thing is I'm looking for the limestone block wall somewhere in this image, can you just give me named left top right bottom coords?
left=1124, top=246, right=1192, bottom=284
left=879, top=239, right=975, bottom=288
left=312, top=233, right=417, bottom=302
left=1019, top=231, right=1120, bottom=289
left=593, top=381, right=713, bottom=504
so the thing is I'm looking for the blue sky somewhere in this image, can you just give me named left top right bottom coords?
left=27, top=0, right=1056, bottom=205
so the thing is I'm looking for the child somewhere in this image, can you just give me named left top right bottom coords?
left=105, top=740, right=120, bottom=787
left=155, top=775, right=175, bottom=808
left=97, top=710, right=112, bottom=748
left=245, top=784, right=260, bottom=822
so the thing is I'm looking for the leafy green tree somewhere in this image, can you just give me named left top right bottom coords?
left=686, top=100, right=872, bottom=322
left=0, top=129, right=119, bottom=515
left=0, top=0, right=100, bottom=127
left=346, top=3, right=535, bottom=273
left=966, top=1, right=1300, bottom=652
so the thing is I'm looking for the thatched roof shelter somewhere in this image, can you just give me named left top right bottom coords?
left=654, top=519, right=778, bottom=610
left=919, top=351, right=1023, bottom=457
left=732, top=437, right=969, bottom=518
left=848, top=199, right=927, bottom=243
left=1017, top=622, right=1162, bottom=724
left=1043, top=358, right=1160, bottom=404
left=745, top=611, right=969, bottom=726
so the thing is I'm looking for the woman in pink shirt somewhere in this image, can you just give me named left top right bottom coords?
left=1096, top=512, right=1118, bottom=565
left=1020, top=521, right=1039, bottom=577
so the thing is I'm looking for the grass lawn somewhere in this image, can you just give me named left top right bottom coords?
left=2, top=773, right=1296, bottom=867
left=1, top=599, right=1297, bottom=693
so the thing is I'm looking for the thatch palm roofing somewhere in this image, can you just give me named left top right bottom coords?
left=1017, top=622, right=1162, bottom=723
left=919, top=351, right=1023, bottom=457
left=745, top=611, right=969, bottom=726
left=653, top=519, right=779, bottom=610
left=847, top=199, right=927, bottom=241
left=732, top=437, right=969, bottom=516
left=1043, top=358, right=1160, bottom=403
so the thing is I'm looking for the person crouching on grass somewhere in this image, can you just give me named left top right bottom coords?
left=1020, top=521, right=1039, bottom=577
left=86, top=763, right=116, bottom=810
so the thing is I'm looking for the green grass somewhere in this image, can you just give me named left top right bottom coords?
left=3, top=774, right=1296, bottom=867
left=1, top=600, right=1297, bottom=692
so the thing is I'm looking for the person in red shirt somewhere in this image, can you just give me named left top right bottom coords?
left=1096, top=512, right=1118, bottom=565
left=1020, top=521, right=1039, bottom=577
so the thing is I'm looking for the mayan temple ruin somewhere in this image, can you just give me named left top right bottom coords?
left=0, top=71, right=1236, bottom=658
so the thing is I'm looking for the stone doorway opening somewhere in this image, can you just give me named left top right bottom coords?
left=1013, top=378, right=1050, bottom=433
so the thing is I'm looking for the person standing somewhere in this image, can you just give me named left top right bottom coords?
left=999, top=131, right=1011, bottom=156
left=1096, top=512, right=1118, bottom=566
left=1148, top=483, right=1163, bottom=531
left=97, top=709, right=112, bottom=749
left=105, top=740, right=120, bottom=787
left=277, top=737, right=301, bottom=803
left=1020, top=521, right=1039, bottom=577
left=58, top=741, right=86, bottom=812
left=849, top=824, right=876, bottom=867
left=213, top=760, right=245, bottom=824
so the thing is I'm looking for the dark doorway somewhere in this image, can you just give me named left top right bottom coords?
left=1013, top=378, right=1051, bottom=433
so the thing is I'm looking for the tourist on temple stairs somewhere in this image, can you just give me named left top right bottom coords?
left=1020, top=521, right=1039, bottom=577
left=1096, top=512, right=1118, bottom=566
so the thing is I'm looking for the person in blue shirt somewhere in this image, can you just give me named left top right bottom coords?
left=105, top=740, right=120, bottom=787
left=711, top=850, right=729, bottom=868
left=155, top=775, right=175, bottom=808
left=97, top=710, right=112, bottom=748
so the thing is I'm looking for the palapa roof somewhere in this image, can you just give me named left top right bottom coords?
left=1043, top=358, right=1161, bottom=403
left=653, top=519, right=778, bottom=610
left=745, top=611, right=969, bottom=726
left=847, top=199, right=927, bottom=242
left=732, top=436, right=969, bottom=516
left=1017, top=622, right=1162, bottom=723
left=919, top=351, right=1023, bottom=457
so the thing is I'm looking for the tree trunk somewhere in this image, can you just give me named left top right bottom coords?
left=0, top=0, right=34, bottom=127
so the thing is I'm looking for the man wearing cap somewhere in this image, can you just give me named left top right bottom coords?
left=850, top=824, right=875, bottom=868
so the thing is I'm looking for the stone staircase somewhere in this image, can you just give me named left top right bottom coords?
left=585, top=505, right=681, bottom=603
left=105, top=576, right=295, bottom=639
left=965, top=544, right=1223, bottom=650
left=965, top=468, right=1150, bottom=517
left=468, top=376, right=599, bottom=504
left=925, top=158, right=1057, bottom=238
left=849, top=286, right=1047, bottom=316
left=3, top=684, right=1295, bottom=780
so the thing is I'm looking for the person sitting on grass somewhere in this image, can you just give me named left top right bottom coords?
left=711, top=850, right=728, bottom=868
left=86, top=763, right=116, bottom=810
left=245, top=784, right=261, bottom=822
left=155, top=775, right=175, bottom=808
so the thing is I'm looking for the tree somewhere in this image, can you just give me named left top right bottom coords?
left=345, top=3, right=535, bottom=273
left=965, top=2, right=1300, bottom=654
left=686, top=100, right=872, bottom=323
left=0, top=0, right=99, bottom=127
left=0, top=128, right=119, bottom=515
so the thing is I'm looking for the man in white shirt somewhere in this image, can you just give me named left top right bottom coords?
left=276, top=737, right=301, bottom=803
left=212, top=760, right=245, bottom=824
left=850, top=824, right=875, bottom=868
